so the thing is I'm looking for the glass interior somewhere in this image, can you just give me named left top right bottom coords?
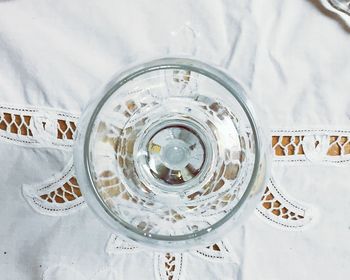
left=87, top=66, right=257, bottom=239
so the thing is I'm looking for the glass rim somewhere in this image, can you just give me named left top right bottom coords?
left=81, top=57, right=265, bottom=246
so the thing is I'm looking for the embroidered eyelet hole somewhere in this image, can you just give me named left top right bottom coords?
left=57, top=119, right=77, bottom=140
left=272, top=135, right=305, bottom=156
left=0, top=105, right=79, bottom=148
left=261, top=186, right=304, bottom=220
left=192, top=240, right=236, bottom=263
left=327, top=136, right=350, bottom=156
left=23, top=159, right=85, bottom=216
left=155, top=252, right=183, bottom=280
left=164, top=253, right=176, bottom=273
left=0, top=112, right=33, bottom=136
left=271, top=130, right=350, bottom=163
left=256, top=178, right=314, bottom=230
left=211, top=244, right=220, bottom=251
left=39, top=177, right=81, bottom=204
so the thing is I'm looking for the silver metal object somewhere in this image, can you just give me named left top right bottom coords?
left=328, top=0, right=350, bottom=15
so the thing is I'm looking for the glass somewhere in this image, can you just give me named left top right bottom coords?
left=74, top=57, right=269, bottom=250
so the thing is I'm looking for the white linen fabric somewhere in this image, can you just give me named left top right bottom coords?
left=1, top=0, right=350, bottom=279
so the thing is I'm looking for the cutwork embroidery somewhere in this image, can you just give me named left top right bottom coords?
left=272, top=129, right=350, bottom=164
left=22, top=159, right=85, bottom=216
left=106, top=234, right=236, bottom=280
left=0, top=104, right=78, bottom=149
left=256, top=177, right=314, bottom=229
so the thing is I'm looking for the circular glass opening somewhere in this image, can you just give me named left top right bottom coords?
left=81, top=58, right=264, bottom=246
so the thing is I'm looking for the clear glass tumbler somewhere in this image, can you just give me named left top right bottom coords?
left=74, top=57, right=269, bottom=250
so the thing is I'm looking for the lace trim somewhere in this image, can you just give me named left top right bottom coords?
left=106, top=234, right=140, bottom=254
left=272, top=129, right=350, bottom=164
left=154, top=252, right=183, bottom=280
left=24, top=162, right=315, bottom=231
left=106, top=233, right=237, bottom=280
left=22, top=159, right=85, bottom=216
left=106, top=234, right=185, bottom=280
left=192, top=239, right=236, bottom=263
left=256, top=177, right=314, bottom=229
left=1, top=104, right=349, bottom=164
left=4, top=103, right=325, bottom=229
left=0, top=104, right=78, bottom=149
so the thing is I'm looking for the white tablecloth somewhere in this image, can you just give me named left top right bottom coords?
left=1, top=0, right=350, bottom=279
